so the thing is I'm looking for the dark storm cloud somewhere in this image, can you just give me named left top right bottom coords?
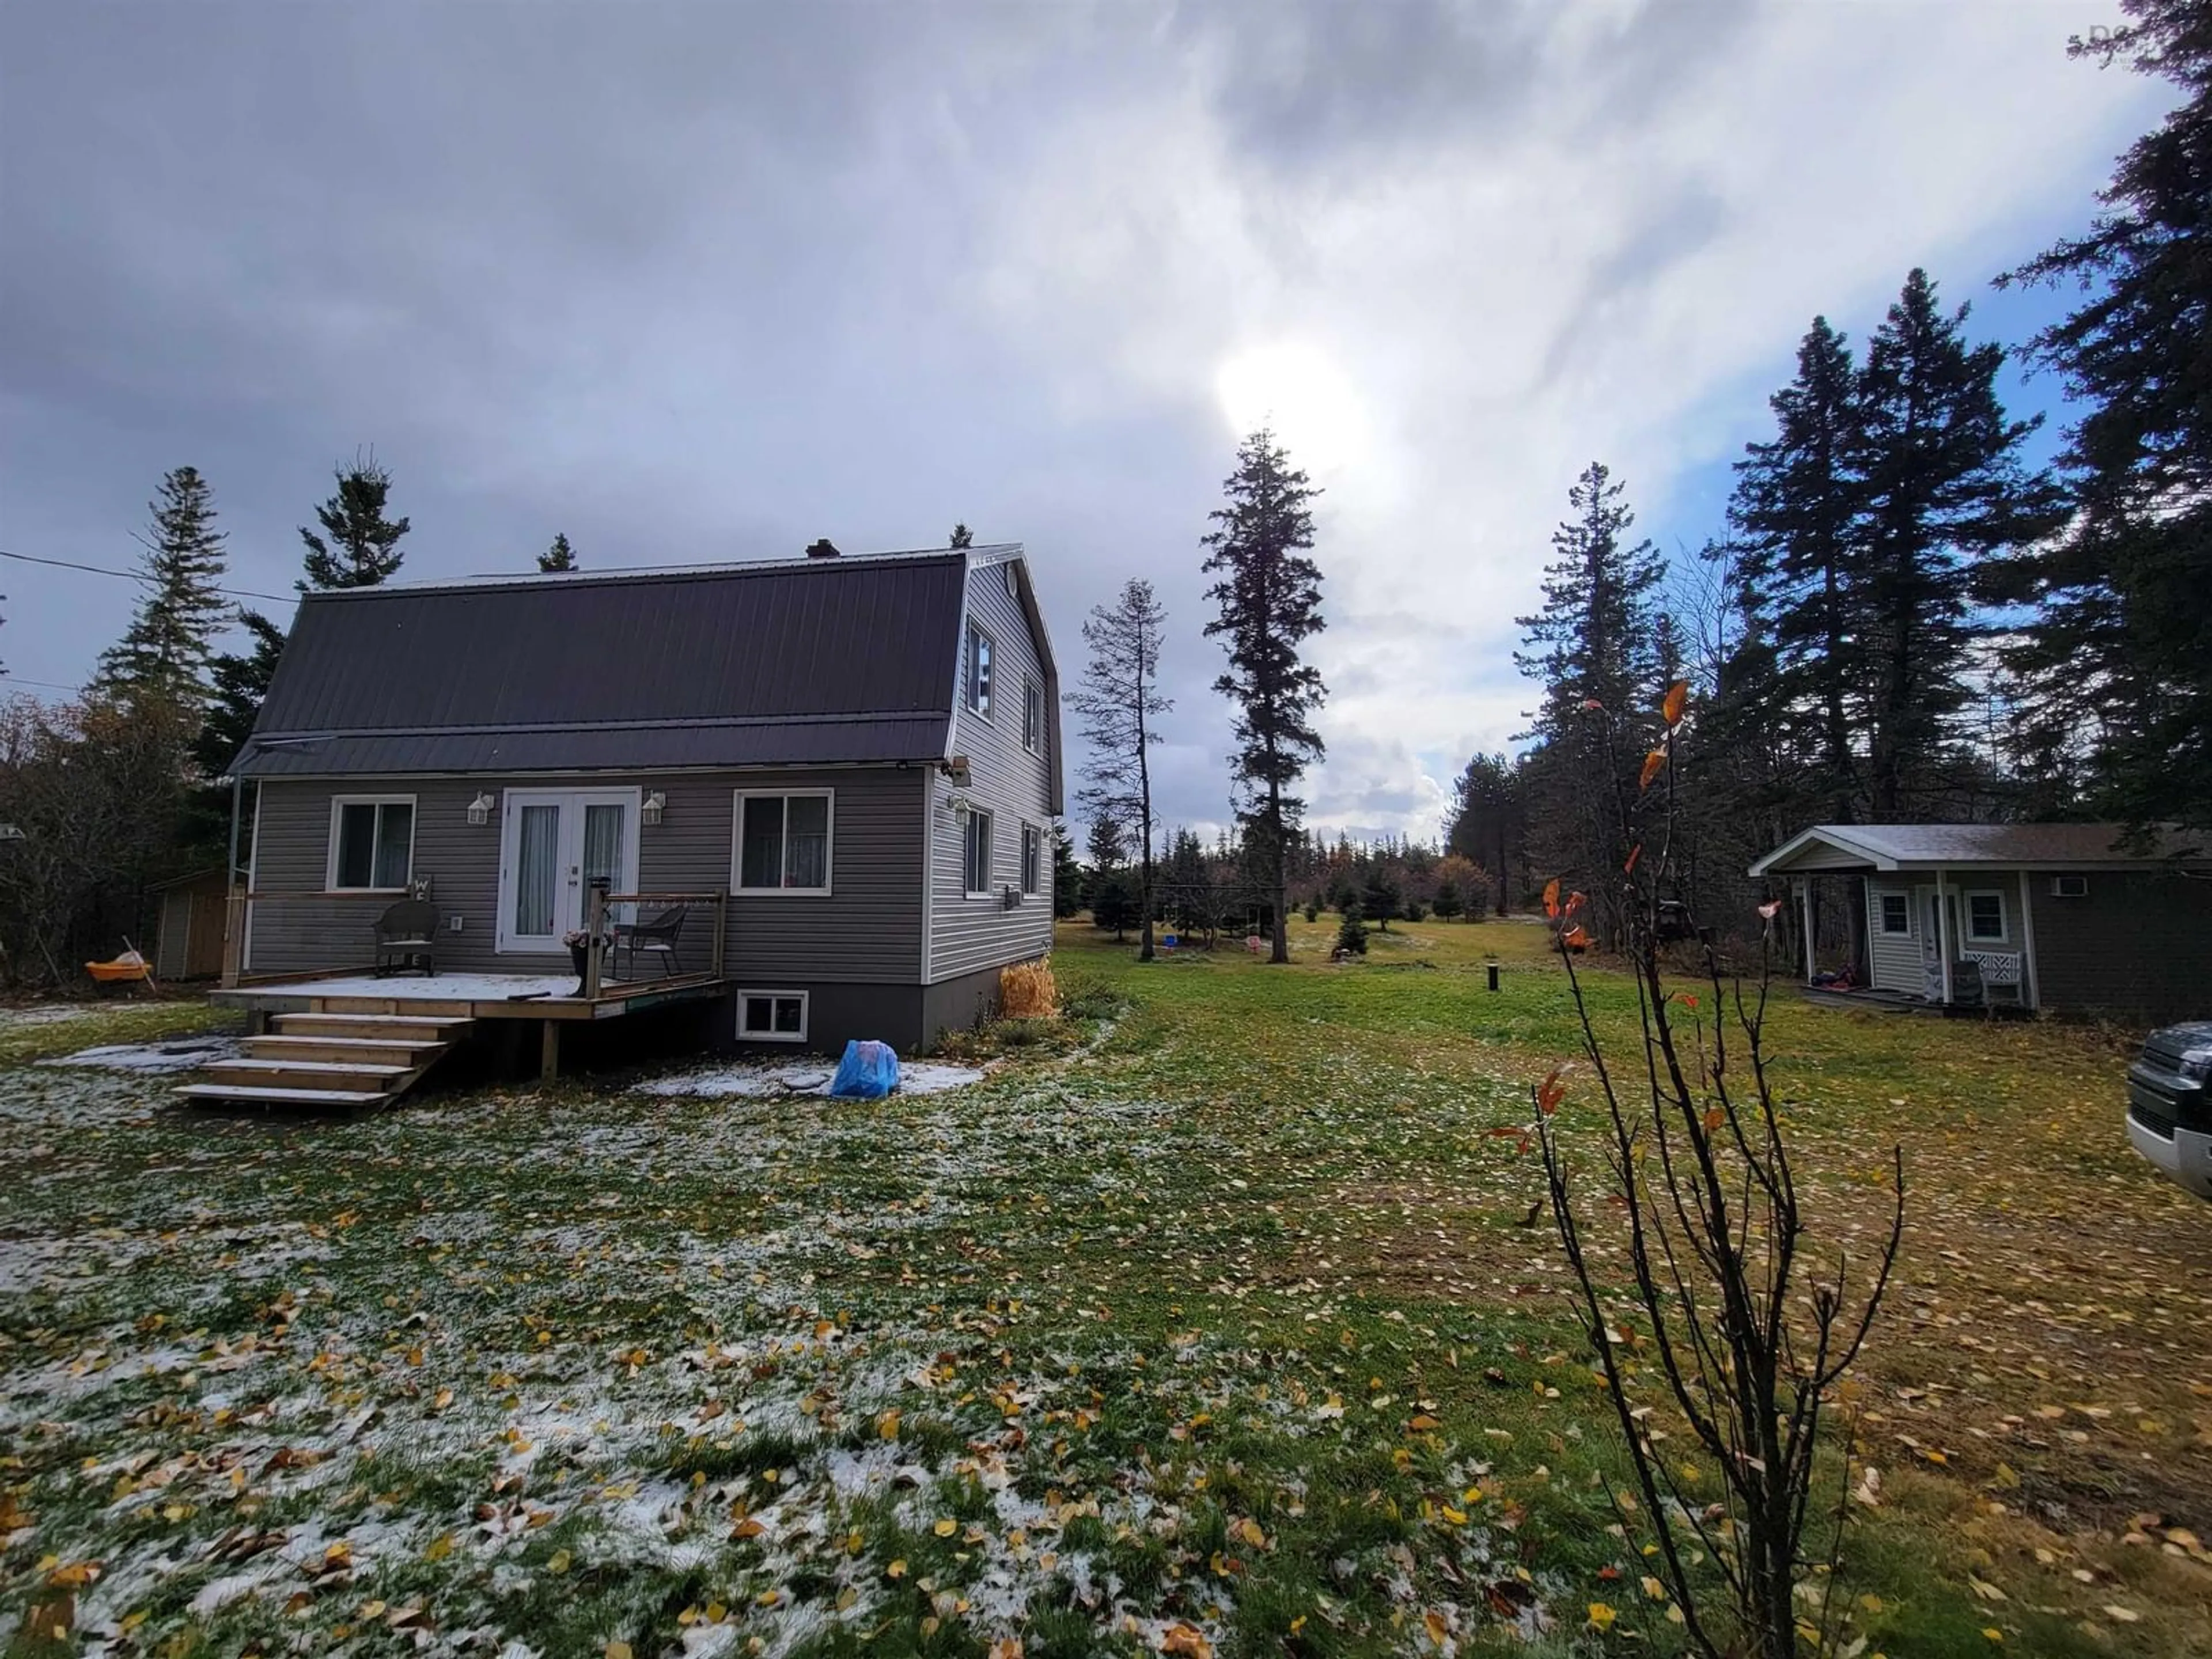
left=1180, top=0, right=1755, bottom=179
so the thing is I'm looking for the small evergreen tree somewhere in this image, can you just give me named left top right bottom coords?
left=1362, top=865, right=1401, bottom=930
left=1334, top=894, right=1369, bottom=956
left=1431, top=878, right=1463, bottom=920
left=1203, top=428, right=1327, bottom=965
left=1090, top=869, right=1140, bottom=940
left=949, top=522, right=974, bottom=550
left=539, top=533, right=578, bottom=573
left=1050, top=821, right=1083, bottom=919
left=94, top=465, right=231, bottom=712
left=299, top=449, right=410, bottom=590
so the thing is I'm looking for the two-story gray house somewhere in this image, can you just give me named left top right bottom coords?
left=226, top=541, right=1060, bottom=1055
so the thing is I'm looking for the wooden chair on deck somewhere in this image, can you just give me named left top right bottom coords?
left=373, top=899, right=439, bottom=978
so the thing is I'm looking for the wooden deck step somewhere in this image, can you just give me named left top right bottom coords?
left=175, top=1084, right=392, bottom=1108
left=245, top=1035, right=448, bottom=1065
left=202, top=1059, right=411, bottom=1093
left=272, top=1013, right=473, bottom=1040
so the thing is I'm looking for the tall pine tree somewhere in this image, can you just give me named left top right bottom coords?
left=1202, top=429, right=1327, bottom=964
left=1514, top=463, right=1665, bottom=940
left=1065, top=578, right=1173, bottom=960
left=1851, top=269, right=2052, bottom=818
left=1995, top=1, right=2212, bottom=832
left=1723, top=317, right=1866, bottom=824
left=300, top=450, right=410, bottom=590
left=94, top=465, right=231, bottom=712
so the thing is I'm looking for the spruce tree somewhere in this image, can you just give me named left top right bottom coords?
left=949, top=522, right=975, bottom=550
left=1448, top=752, right=1524, bottom=915
left=299, top=450, right=410, bottom=590
left=1065, top=579, right=1173, bottom=960
left=1202, top=427, right=1327, bottom=965
left=1851, top=269, right=2053, bottom=817
left=1723, top=317, right=1866, bottom=824
left=193, top=612, right=289, bottom=781
left=539, top=533, right=578, bottom=573
left=94, top=465, right=231, bottom=711
left=1995, top=1, right=2212, bottom=831
left=1514, top=463, right=1664, bottom=937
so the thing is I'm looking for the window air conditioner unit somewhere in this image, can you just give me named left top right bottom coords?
left=2050, top=874, right=2088, bottom=898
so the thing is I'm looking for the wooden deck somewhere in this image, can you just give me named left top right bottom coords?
left=206, top=969, right=732, bottom=1085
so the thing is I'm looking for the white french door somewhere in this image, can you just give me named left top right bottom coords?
left=497, top=788, right=640, bottom=953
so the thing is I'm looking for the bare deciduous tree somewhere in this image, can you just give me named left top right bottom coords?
left=1527, top=681, right=1904, bottom=1659
left=1065, top=579, right=1172, bottom=960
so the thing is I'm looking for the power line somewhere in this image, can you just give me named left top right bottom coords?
left=0, top=547, right=295, bottom=605
left=0, top=675, right=82, bottom=693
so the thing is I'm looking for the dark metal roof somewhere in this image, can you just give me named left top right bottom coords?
left=240, top=553, right=970, bottom=777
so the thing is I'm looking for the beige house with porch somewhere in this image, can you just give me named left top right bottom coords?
left=1749, top=823, right=2212, bottom=1022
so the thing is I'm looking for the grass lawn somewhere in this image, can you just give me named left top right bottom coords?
left=2, top=921, right=2208, bottom=1658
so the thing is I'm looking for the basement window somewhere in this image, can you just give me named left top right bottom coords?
left=738, top=990, right=808, bottom=1043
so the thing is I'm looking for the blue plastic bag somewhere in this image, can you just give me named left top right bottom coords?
left=828, top=1039, right=901, bottom=1100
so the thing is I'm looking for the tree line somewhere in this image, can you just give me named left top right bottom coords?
left=0, top=449, right=585, bottom=982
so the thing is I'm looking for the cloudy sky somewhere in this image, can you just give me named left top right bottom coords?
left=0, top=1, right=2164, bottom=843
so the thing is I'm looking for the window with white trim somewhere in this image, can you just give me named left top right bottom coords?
left=1967, top=891, right=2007, bottom=942
left=964, top=808, right=994, bottom=895
left=1021, top=823, right=1040, bottom=895
left=964, top=621, right=994, bottom=718
left=1022, top=677, right=1041, bottom=753
left=738, top=990, right=808, bottom=1042
left=328, top=797, right=415, bottom=891
left=734, top=791, right=834, bottom=893
left=1877, top=892, right=1910, bottom=935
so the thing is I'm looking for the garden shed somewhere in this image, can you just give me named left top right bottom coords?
left=1748, top=823, right=2212, bottom=1022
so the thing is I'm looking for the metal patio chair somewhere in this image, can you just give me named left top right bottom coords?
left=373, top=899, right=439, bottom=978
left=613, top=904, right=687, bottom=980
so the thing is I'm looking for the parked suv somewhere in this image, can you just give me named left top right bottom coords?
left=2127, top=1023, right=2212, bottom=1199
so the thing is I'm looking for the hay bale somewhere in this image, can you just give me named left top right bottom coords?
left=1000, top=957, right=1058, bottom=1020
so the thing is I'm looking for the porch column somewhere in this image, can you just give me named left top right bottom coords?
left=2016, top=868, right=2039, bottom=1011
left=1934, top=865, right=1953, bottom=1005
left=1798, top=877, right=1816, bottom=982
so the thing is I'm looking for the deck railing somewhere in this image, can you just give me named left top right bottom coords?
left=581, top=885, right=729, bottom=1000
left=218, top=884, right=729, bottom=995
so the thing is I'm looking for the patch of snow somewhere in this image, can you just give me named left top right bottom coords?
left=261, top=972, right=587, bottom=1002
left=37, top=1037, right=240, bottom=1074
left=0, top=1001, right=111, bottom=1028
left=896, top=1063, right=987, bottom=1095
left=636, top=1060, right=984, bottom=1099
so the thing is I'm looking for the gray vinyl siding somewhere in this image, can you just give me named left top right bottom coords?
left=928, top=562, right=1056, bottom=983
left=244, top=766, right=926, bottom=982
left=1865, top=877, right=1919, bottom=994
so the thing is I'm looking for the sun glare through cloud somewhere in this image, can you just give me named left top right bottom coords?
left=1213, top=340, right=1370, bottom=478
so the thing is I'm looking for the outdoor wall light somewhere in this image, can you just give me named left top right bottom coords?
left=642, top=790, right=666, bottom=827
left=949, top=789, right=973, bottom=827
left=465, top=792, right=494, bottom=826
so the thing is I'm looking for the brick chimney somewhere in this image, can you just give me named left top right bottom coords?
left=805, top=538, right=840, bottom=559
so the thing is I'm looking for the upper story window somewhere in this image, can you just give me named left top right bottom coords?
left=328, top=797, right=415, bottom=891
left=964, top=622, right=994, bottom=718
left=1021, top=823, right=1040, bottom=895
left=964, top=808, right=994, bottom=895
left=1967, top=891, right=2006, bottom=942
left=734, top=790, right=834, bottom=894
left=1022, top=677, right=1041, bottom=754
